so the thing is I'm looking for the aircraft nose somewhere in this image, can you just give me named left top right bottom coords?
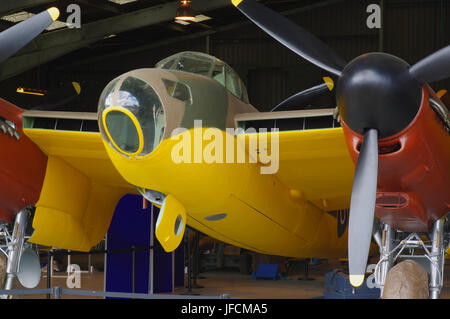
left=337, top=53, right=422, bottom=138
left=98, top=74, right=166, bottom=158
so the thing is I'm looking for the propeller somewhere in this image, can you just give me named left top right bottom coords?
left=0, top=7, right=60, bottom=64
left=231, top=0, right=345, bottom=76
left=347, top=128, right=378, bottom=287
left=232, top=0, right=450, bottom=287
left=270, top=77, right=334, bottom=112
left=409, top=45, right=450, bottom=84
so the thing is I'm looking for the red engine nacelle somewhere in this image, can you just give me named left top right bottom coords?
left=0, top=99, right=47, bottom=223
left=343, top=86, right=450, bottom=232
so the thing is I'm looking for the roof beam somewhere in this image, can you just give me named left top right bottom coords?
left=75, top=0, right=124, bottom=15
left=65, top=0, right=346, bottom=68
left=0, top=0, right=230, bottom=81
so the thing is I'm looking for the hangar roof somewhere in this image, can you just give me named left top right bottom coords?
left=0, top=0, right=329, bottom=81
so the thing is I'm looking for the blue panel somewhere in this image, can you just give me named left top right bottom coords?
left=105, top=194, right=151, bottom=296
left=105, top=194, right=185, bottom=296
left=323, top=270, right=381, bottom=299
left=253, top=264, right=280, bottom=280
left=174, top=242, right=185, bottom=287
left=153, top=206, right=173, bottom=293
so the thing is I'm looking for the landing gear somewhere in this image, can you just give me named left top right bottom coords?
left=0, top=208, right=34, bottom=298
left=371, top=217, right=449, bottom=299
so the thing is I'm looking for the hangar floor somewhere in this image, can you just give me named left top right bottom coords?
left=15, top=258, right=450, bottom=299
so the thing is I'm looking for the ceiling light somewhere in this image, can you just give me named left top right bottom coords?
left=174, top=19, right=190, bottom=26
left=108, top=0, right=139, bottom=4
left=194, top=14, right=212, bottom=22
left=175, top=1, right=196, bottom=22
left=1, top=11, right=34, bottom=23
left=46, top=20, right=68, bottom=31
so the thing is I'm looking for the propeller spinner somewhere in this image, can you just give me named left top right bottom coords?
left=233, top=0, right=450, bottom=286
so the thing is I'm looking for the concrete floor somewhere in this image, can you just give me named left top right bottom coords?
left=10, top=258, right=450, bottom=299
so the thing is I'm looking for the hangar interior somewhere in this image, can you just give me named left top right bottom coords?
left=0, top=0, right=449, bottom=299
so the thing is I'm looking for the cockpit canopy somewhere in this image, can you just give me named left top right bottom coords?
left=156, top=51, right=249, bottom=103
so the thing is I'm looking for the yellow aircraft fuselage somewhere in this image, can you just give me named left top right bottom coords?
left=98, top=58, right=348, bottom=258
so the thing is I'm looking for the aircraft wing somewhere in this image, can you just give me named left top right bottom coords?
left=235, top=108, right=354, bottom=212
left=22, top=111, right=135, bottom=251
left=22, top=108, right=353, bottom=252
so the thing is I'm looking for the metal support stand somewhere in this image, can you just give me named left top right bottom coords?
left=192, top=231, right=204, bottom=288
left=298, top=258, right=314, bottom=281
left=1, top=209, right=29, bottom=298
left=373, top=217, right=448, bottom=299
left=429, top=218, right=444, bottom=299
left=376, top=223, right=393, bottom=295
left=131, top=246, right=136, bottom=295
left=182, top=228, right=199, bottom=295
left=47, top=250, right=51, bottom=299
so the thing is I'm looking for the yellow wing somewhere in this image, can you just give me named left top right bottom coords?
left=22, top=109, right=354, bottom=253
left=22, top=111, right=135, bottom=251
left=235, top=108, right=354, bottom=212
left=274, top=128, right=353, bottom=211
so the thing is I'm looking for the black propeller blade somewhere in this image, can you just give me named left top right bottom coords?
left=348, top=128, right=378, bottom=287
left=0, top=8, right=60, bottom=64
left=409, top=45, right=450, bottom=84
left=271, top=77, right=334, bottom=112
left=232, top=0, right=346, bottom=76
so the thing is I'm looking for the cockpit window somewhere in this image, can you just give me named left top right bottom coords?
left=175, top=57, right=211, bottom=77
left=225, top=65, right=242, bottom=100
left=212, top=64, right=225, bottom=86
left=162, top=79, right=192, bottom=104
left=156, top=51, right=249, bottom=103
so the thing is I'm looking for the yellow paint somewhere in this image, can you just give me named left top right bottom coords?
left=24, top=126, right=351, bottom=257
left=28, top=156, right=127, bottom=251
left=155, top=194, right=187, bottom=252
left=23, top=129, right=133, bottom=188
left=322, top=76, right=334, bottom=91
left=16, top=88, right=45, bottom=96
left=350, top=275, right=365, bottom=287
left=47, top=7, right=60, bottom=21
left=72, top=82, right=81, bottom=95
left=104, top=127, right=350, bottom=258
left=102, top=106, right=144, bottom=157
left=232, top=0, right=244, bottom=7
left=23, top=129, right=135, bottom=251
left=437, top=89, right=447, bottom=99
left=253, top=128, right=354, bottom=211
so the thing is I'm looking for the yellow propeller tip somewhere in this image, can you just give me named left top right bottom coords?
left=72, top=82, right=81, bottom=95
left=322, top=76, right=334, bottom=91
left=349, top=275, right=365, bottom=287
left=47, top=7, right=60, bottom=21
left=232, top=0, right=244, bottom=7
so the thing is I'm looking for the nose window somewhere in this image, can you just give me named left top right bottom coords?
left=98, top=76, right=166, bottom=157
left=104, top=110, right=140, bottom=154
